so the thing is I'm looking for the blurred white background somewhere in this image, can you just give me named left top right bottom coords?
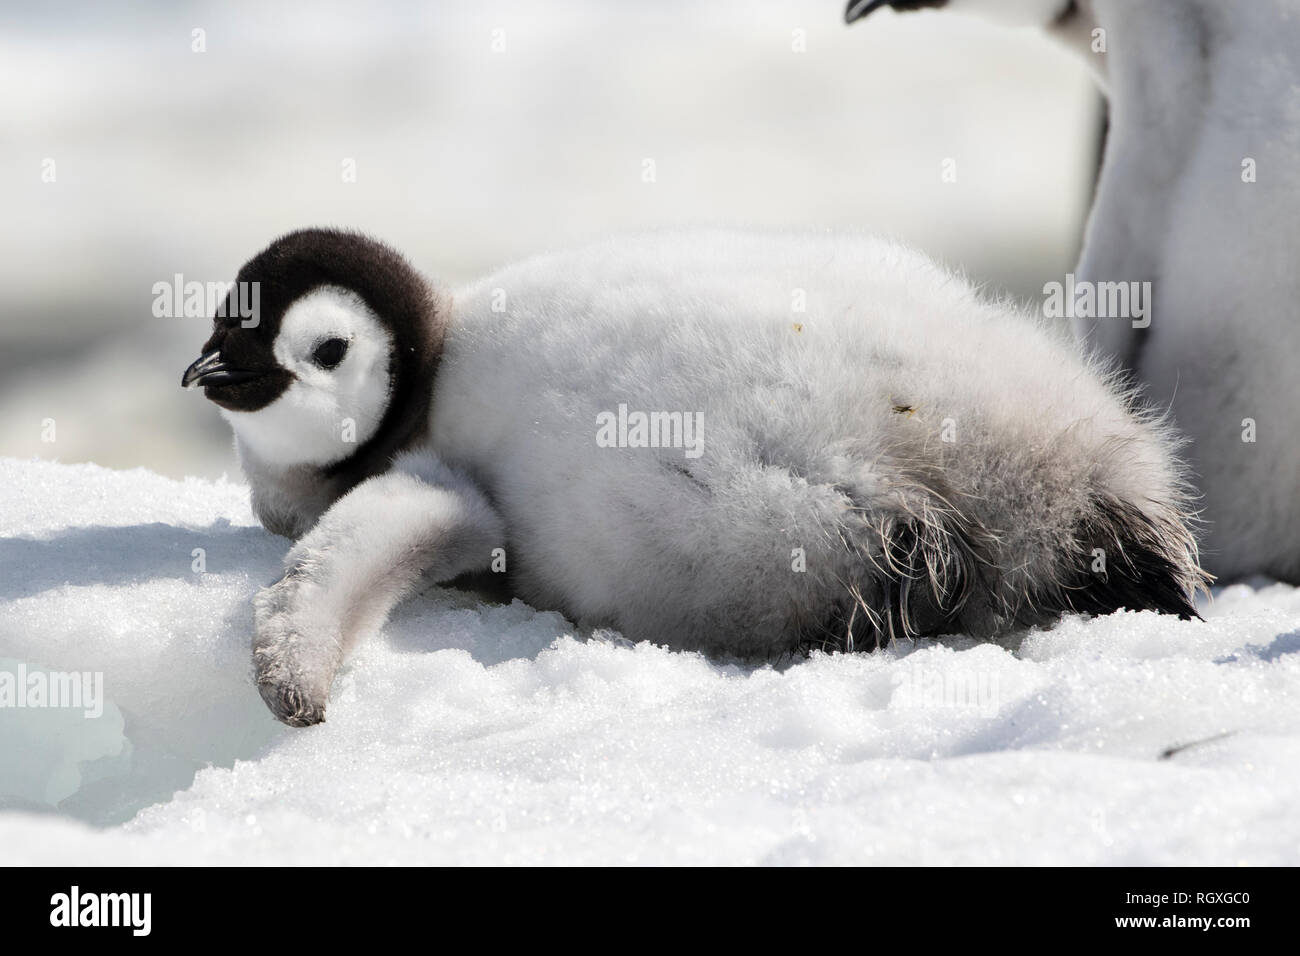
left=0, top=0, right=1097, bottom=478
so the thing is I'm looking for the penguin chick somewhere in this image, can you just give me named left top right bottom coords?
left=184, top=228, right=1208, bottom=726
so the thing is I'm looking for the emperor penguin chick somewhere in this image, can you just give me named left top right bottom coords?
left=185, top=228, right=1207, bottom=726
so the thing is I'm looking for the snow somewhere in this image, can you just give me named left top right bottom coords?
left=1, top=456, right=1298, bottom=865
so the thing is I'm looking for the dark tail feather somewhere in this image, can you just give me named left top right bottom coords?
left=1055, top=496, right=1207, bottom=621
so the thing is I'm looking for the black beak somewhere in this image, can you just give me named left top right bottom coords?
left=845, top=0, right=892, bottom=22
left=182, top=351, right=262, bottom=389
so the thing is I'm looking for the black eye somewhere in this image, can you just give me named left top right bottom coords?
left=312, top=338, right=348, bottom=369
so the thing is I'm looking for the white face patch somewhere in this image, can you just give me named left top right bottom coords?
left=222, top=286, right=393, bottom=469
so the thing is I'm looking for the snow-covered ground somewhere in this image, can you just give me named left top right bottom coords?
left=1, top=456, right=1297, bottom=865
